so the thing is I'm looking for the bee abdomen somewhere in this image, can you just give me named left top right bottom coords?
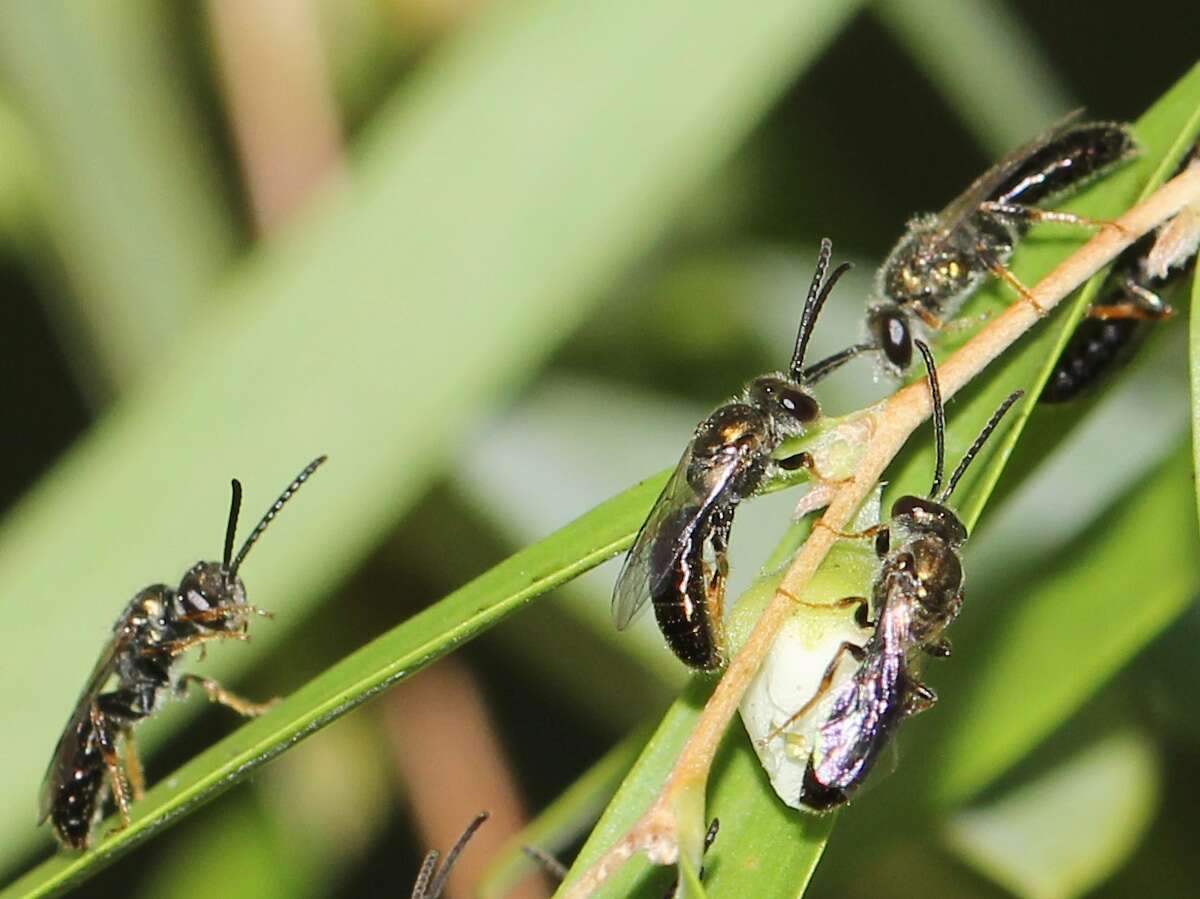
left=650, top=551, right=724, bottom=671
left=1041, top=316, right=1140, bottom=403
left=50, top=721, right=106, bottom=850
left=995, top=122, right=1136, bottom=208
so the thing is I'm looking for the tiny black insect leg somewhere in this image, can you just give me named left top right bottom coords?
left=87, top=704, right=133, bottom=832
left=779, top=588, right=871, bottom=623
left=521, top=845, right=569, bottom=882
left=177, top=674, right=280, bottom=717
left=812, top=519, right=888, bottom=542
left=764, top=640, right=867, bottom=743
left=903, top=681, right=938, bottom=717
left=121, top=727, right=146, bottom=801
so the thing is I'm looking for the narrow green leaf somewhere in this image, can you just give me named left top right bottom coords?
left=0, top=0, right=860, bottom=872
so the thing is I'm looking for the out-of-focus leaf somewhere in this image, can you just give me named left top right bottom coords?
left=935, top=443, right=1198, bottom=804
left=944, top=730, right=1159, bottom=899
left=478, top=727, right=650, bottom=899
left=875, top=0, right=1074, bottom=155
left=0, top=0, right=861, bottom=874
left=0, top=1, right=240, bottom=393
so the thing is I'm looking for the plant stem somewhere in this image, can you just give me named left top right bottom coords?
left=562, top=160, right=1200, bottom=899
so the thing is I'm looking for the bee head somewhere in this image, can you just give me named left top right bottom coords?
left=175, top=560, right=246, bottom=628
left=890, top=495, right=968, bottom=547
left=866, top=304, right=913, bottom=373
left=746, top=375, right=819, bottom=435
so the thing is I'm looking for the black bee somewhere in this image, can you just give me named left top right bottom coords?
left=860, top=114, right=1137, bottom=376
left=780, top=343, right=1022, bottom=811
left=410, top=812, right=489, bottom=899
left=612, top=240, right=854, bottom=671
left=39, top=457, right=327, bottom=850
left=1042, top=144, right=1199, bottom=403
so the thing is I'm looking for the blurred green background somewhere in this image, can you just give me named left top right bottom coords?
left=0, top=1, right=1197, bottom=897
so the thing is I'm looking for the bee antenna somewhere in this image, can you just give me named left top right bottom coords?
left=791, top=240, right=852, bottom=381
left=913, top=341, right=945, bottom=499
left=223, top=479, right=243, bottom=570
left=230, top=455, right=328, bottom=576
left=424, top=812, right=489, bottom=899
left=941, top=390, right=1024, bottom=502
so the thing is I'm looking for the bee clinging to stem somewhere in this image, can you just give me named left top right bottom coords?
left=841, top=114, right=1138, bottom=376
left=39, top=456, right=327, bottom=850
left=612, top=240, right=856, bottom=671
left=767, top=343, right=1022, bottom=811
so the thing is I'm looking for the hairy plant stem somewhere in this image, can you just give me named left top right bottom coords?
left=563, top=162, right=1200, bottom=899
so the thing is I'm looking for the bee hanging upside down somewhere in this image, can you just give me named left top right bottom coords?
left=39, top=456, right=327, bottom=850
left=612, top=239, right=856, bottom=671
left=767, top=343, right=1022, bottom=811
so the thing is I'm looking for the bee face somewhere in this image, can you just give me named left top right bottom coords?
left=176, top=561, right=246, bottom=626
left=746, top=376, right=820, bottom=431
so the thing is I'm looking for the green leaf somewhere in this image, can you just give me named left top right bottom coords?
left=944, top=729, right=1160, bottom=899
left=0, top=0, right=861, bottom=876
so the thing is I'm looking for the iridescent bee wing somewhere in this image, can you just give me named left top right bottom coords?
left=611, top=442, right=739, bottom=631
left=38, top=629, right=128, bottom=822
left=936, top=109, right=1087, bottom=232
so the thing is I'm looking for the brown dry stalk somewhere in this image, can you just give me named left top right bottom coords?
left=564, top=162, right=1200, bottom=898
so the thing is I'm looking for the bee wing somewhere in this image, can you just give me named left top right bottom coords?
left=611, top=443, right=738, bottom=630
left=936, top=109, right=1086, bottom=231
left=38, top=631, right=127, bottom=822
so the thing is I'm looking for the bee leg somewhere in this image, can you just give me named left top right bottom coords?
left=923, top=637, right=952, bottom=658
left=813, top=519, right=886, bottom=541
left=149, top=630, right=251, bottom=658
left=909, top=304, right=947, bottom=331
left=178, top=673, right=280, bottom=717
left=88, top=704, right=132, bottom=832
left=778, top=590, right=872, bottom=627
left=121, top=728, right=146, bottom=801
left=978, top=201, right=1128, bottom=236
left=1088, top=279, right=1175, bottom=321
left=763, top=641, right=866, bottom=743
left=904, top=681, right=938, bottom=717
left=178, top=604, right=274, bottom=625
left=985, top=259, right=1047, bottom=316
